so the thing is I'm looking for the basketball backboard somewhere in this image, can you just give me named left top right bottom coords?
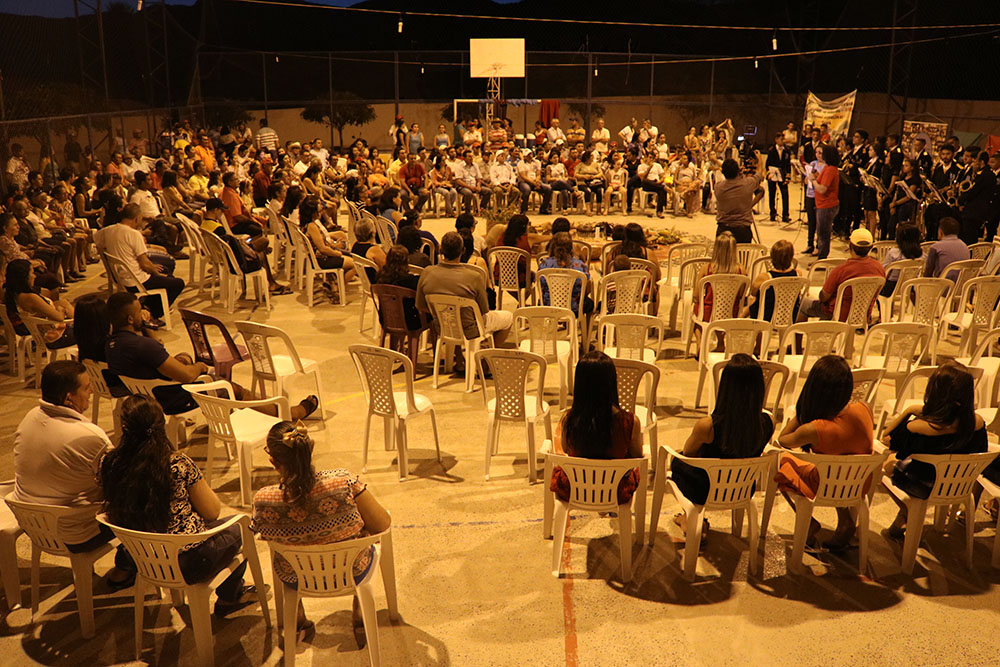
left=469, top=38, right=525, bottom=78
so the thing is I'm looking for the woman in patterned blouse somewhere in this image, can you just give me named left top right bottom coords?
left=99, top=395, right=261, bottom=618
left=252, top=421, right=391, bottom=647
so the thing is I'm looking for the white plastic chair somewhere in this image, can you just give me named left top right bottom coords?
left=776, top=321, right=851, bottom=392
left=82, top=359, right=123, bottom=439
left=897, top=277, right=952, bottom=363
left=535, top=267, right=589, bottom=335
left=349, top=344, right=441, bottom=481
left=175, top=212, right=213, bottom=289
left=184, top=380, right=289, bottom=505
left=685, top=273, right=750, bottom=358
left=876, top=259, right=923, bottom=322
left=736, top=243, right=768, bottom=274
left=351, top=253, right=380, bottom=336
left=476, top=349, right=553, bottom=483
left=856, top=322, right=932, bottom=388
left=202, top=233, right=271, bottom=314
left=710, top=358, right=790, bottom=418
left=881, top=451, right=999, bottom=574
left=514, top=306, right=577, bottom=410
left=289, top=225, right=347, bottom=307
left=0, top=481, right=24, bottom=610
left=957, top=327, right=1000, bottom=408
left=970, top=242, right=995, bottom=262
left=872, top=240, right=896, bottom=263
left=976, top=473, right=1000, bottom=568
left=665, top=256, right=709, bottom=333
left=235, top=320, right=325, bottom=418
left=942, top=258, right=985, bottom=306
left=805, top=258, right=844, bottom=300
left=487, top=246, right=532, bottom=310
left=850, top=367, right=886, bottom=414
left=96, top=513, right=270, bottom=665
left=105, top=252, right=174, bottom=329
left=599, top=241, right=622, bottom=276
left=20, top=314, right=76, bottom=389
left=425, top=294, right=495, bottom=393
left=197, top=229, right=226, bottom=304
left=119, top=375, right=204, bottom=445
left=542, top=452, right=648, bottom=582
left=270, top=529, right=399, bottom=667
left=939, top=276, right=1000, bottom=359
left=612, top=358, right=660, bottom=472
left=598, top=313, right=663, bottom=364
left=694, top=318, right=771, bottom=409
left=3, top=496, right=111, bottom=638
left=0, top=308, right=32, bottom=382
left=779, top=450, right=888, bottom=574
left=753, top=276, right=808, bottom=352
left=876, top=365, right=986, bottom=437
left=649, top=446, right=777, bottom=580
left=829, top=275, right=885, bottom=357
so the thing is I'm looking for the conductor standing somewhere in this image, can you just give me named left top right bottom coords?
left=714, top=156, right=765, bottom=243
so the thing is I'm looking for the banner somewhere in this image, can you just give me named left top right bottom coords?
left=902, top=120, right=950, bottom=156
left=802, top=90, right=857, bottom=139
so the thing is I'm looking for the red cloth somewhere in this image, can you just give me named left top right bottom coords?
left=539, top=100, right=560, bottom=127
left=987, top=135, right=1000, bottom=156
left=551, top=411, right=639, bottom=505
left=821, top=256, right=885, bottom=319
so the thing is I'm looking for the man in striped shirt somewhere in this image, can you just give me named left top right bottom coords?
left=256, top=118, right=279, bottom=155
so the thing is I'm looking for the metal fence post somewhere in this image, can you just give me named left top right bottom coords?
left=262, top=53, right=269, bottom=116
left=394, top=51, right=400, bottom=117
left=585, top=53, right=592, bottom=145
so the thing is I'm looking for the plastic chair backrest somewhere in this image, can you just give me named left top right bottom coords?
left=850, top=367, right=885, bottom=411
left=832, top=276, right=885, bottom=326
left=4, top=496, right=89, bottom=557
left=349, top=344, right=417, bottom=418
left=544, top=453, right=646, bottom=510
left=612, top=358, right=659, bottom=415
left=749, top=256, right=799, bottom=283
left=175, top=213, right=207, bottom=258
left=969, top=242, right=993, bottom=262
left=119, top=375, right=185, bottom=403
left=599, top=314, right=662, bottom=360
left=695, top=274, right=750, bottom=322
left=598, top=270, right=650, bottom=315
left=488, top=247, right=531, bottom=292
left=712, top=358, right=789, bottom=415
left=572, top=240, right=593, bottom=265
left=968, top=328, right=1000, bottom=405
left=600, top=241, right=622, bottom=275
left=872, top=241, right=896, bottom=264
left=419, top=238, right=436, bottom=263
left=183, top=380, right=239, bottom=446
left=665, top=243, right=709, bottom=284
left=351, top=254, right=377, bottom=297
left=667, top=448, right=775, bottom=509
left=858, top=322, right=932, bottom=375
left=898, top=278, right=952, bottom=325
left=786, top=451, right=887, bottom=506
left=514, top=306, right=576, bottom=360
left=476, top=349, right=546, bottom=420
left=82, top=359, right=116, bottom=401
left=289, top=225, right=321, bottom=272
left=806, top=258, right=845, bottom=289
left=945, top=259, right=985, bottom=296
left=736, top=243, right=768, bottom=273
left=234, top=320, right=306, bottom=384
left=535, top=268, right=587, bottom=319
left=105, top=252, right=148, bottom=290
left=179, top=308, right=244, bottom=370
left=777, top=321, right=852, bottom=373
left=703, top=318, right=771, bottom=358
left=269, top=531, right=385, bottom=598
left=907, top=452, right=999, bottom=501
left=627, top=257, right=657, bottom=281
left=425, top=294, right=487, bottom=343
left=961, top=276, right=1000, bottom=331
left=756, top=276, right=808, bottom=328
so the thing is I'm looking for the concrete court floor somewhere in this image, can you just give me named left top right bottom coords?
left=1, top=191, right=1000, bottom=666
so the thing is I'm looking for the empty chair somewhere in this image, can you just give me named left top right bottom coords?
left=178, top=308, right=249, bottom=381
left=970, top=242, right=994, bottom=262
left=269, top=530, right=399, bottom=667
left=3, top=497, right=112, bottom=638
left=514, top=306, right=577, bottom=410
left=235, top=320, right=325, bottom=418
left=956, top=327, right=1000, bottom=408
left=598, top=313, right=663, bottom=364
left=856, top=322, right=933, bottom=388
left=665, top=256, right=709, bottom=334
left=352, top=254, right=380, bottom=336
left=97, top=513, right=270, bottom=665
left=939, top=276, right=1000, bottom=358
left=685, top=273, right=750, bottom=358
left=942, top=258, right=985, bottom=307
left=896, top=277, right=952, bottom=363
left=543, top=452, right=648, bottom=582
left=476, top=349, right=553, bottom=483
left=184, top=380, right=289, bottom=505
left=694, top=318, right=771, bottom=409
left=425, top=294, right=495, bottom=393
left=349, top=344, right=441, bottom=481
left=175, top=212, right=213, bottom=289
left=612, top=357, right=661, bottom=471
left=649, top=446, right=776, bottom=580
left=487, top=246, right=532, bottom=309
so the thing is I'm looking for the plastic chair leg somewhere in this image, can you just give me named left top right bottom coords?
left=431, top=341, right=442, bottom=389
left=241, top=523, right=271, bottom=628
left=396, top=421, right=409, bottom=481
left=746, top=501, right=761, bottom=575
left=551, top=502, right=570, bottom=577
left=382, top=416, right=394, bottom=453
left=379, top=533, right=400, bottom=621
left=281, top=584, right=298, bottom=667
left=618, top=507, right=633, bottom=583
left=992, top=507, right=1000, bottom=569
left=238, top=440, right=253, bottom=507
left=901, top=500, right=928, bottom=574
left=0, top=532, right=21, bottom=610
left=29, top=545, right=40, bottom=619
left=789, top=500, right=814, bottom=574
left=356, top=584, right=381, bottom=667
left=187, top=585, right=215, bottom=666
left=648, top=454, right=666, bottom=546
left=857, top=500, right=871, bottom=573
left=694, top=363, right=707, bottom=409
left=361, top=413, right=372, bottom=473
left=682, top=506, right=705, bottom=581
left=133, top=577, right=146, bottom=659
left=428, top=410, right=441, bottom=464
left=543, top=460, right=554, bottom=539
left=484, top=415, right=496, bottom=481
left=69, top=555, right=96, bottom=638
left=965, top=496, right=977, bottom=570
left=732, top=509, right=745, bottom=538
left=526, top=424, right=537, bottom=484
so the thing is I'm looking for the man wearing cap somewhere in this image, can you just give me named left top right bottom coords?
left=797, top=228, right=885, bottom=322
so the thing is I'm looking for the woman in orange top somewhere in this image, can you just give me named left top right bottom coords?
left=776, top=354, right=874, bottom=551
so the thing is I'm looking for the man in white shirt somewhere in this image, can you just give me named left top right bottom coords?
left=454, top=150, right=492, bottom=214
left=12, top=360, right=135, bottom=585
left=591, top=119, right=611, bottom=155
left=292, top=152, right=311, bottom=178
left=101, top=203, right=184, bottom=325
left=120, top=154, right=143, bottom=183
left=309, top=139, right=330, bottom=168
left=618, top=118, right=639, bottom=150
left=638, top=153, right=668, bottom=217
left=639, top=119, right=659, bottom=147
left=6, top=143, right=30, bottom=189
left=128, top=171, right=185, bottom=258
left=516, top=150, right=553, bottom=214
left=546, top=118, right=567, bottom=146
left=489, top=149, right=519, bottom=208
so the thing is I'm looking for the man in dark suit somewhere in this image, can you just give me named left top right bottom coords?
left=912, top=138, right=933, bottom=177
left=958, top=151, right=995, bottom=245
left=766, top=132, right=792, bottom=222
left=925, top=144, right=962, bottom=241
left=984, top=152, right=1000, bottom=242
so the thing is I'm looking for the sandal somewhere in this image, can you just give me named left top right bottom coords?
left=278, top=620, right=316, bottom=649
left=213, top=585, right=260, bottom=618
left=298, top=395, right=319, bottom=419
left=269, top=284, right=292, bottom=295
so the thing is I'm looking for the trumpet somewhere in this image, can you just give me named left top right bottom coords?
left=959, top=179, right=974, bottom=195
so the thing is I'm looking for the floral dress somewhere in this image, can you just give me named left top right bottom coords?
left=251, top=469, right=372, bottom=585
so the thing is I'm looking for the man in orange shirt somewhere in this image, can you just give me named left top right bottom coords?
left=220, top=172, right=266, bottom=237
left=191, top=135, right=217, bottom=172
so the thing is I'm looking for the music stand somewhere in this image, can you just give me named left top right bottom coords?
left=782, top=160, right=808, bottom=230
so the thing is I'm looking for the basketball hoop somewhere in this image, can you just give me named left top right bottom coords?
left=470, top=39, right=525, bottom=128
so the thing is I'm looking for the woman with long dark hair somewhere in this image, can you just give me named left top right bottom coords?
left=252, top=421, right=391, bottom=646
left=776, top=354, right=874, bottom=550
left=4, top=258, right=74, bottom=347
left=550, top=351, right=643, bottom=505
left=671, top=355, right=773, bottom=530
left=99, top=395, right=260, bottom=617
left=280, top=184, right=305, bottom=223
left=879, top=222, right=924, bottom=297
left=882, top=361, right=987, bottom=537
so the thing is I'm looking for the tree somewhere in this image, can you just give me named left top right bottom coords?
left=300, top=92, right=376, bottom=149
left=565, top=102, right=607, bottom=121
left=202, top=103, right=255, bottom=131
